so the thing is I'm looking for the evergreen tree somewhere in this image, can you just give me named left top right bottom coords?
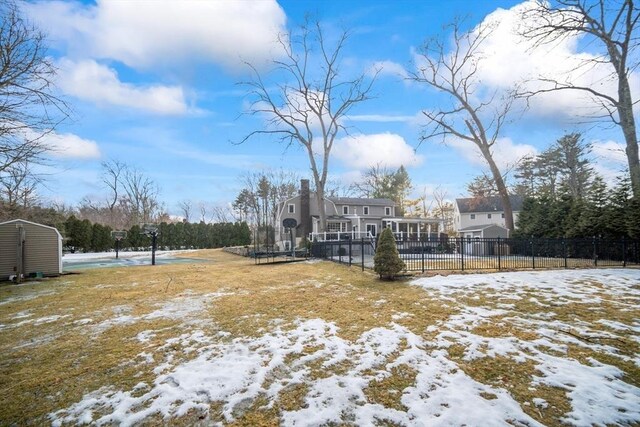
left=374, top=228, right=405, bottom=279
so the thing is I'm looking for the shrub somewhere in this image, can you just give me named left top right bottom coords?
left=374, top=228, right=405, bottom=279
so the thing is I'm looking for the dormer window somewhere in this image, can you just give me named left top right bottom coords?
left=385, top=206, right=392, bottom=216
left=288, top=204, right=295, bottom=214
left=342, top=206, right=349, bottom=215
left=363, top=206, right=369, bottom=215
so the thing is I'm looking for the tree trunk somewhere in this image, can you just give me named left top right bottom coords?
left=478, top=144, right=514, bottom=231
left=315, top=185, right=327, bottom=233
left=617, top=73, right=640, bottom=197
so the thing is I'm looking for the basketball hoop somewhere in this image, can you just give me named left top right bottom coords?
left=111, top=230, right=127, bottom=241
left=110, top=230, right=127, bottom=259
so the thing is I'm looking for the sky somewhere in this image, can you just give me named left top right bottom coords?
left=21, top=0, right=633, bottom=217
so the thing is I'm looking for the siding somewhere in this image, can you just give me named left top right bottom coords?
left=0, top=220, right=62, bottom=280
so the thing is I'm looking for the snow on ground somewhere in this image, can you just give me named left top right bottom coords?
left=49, top=269, right=640, bottom=426
left=62, top=250, right=195, bottom=261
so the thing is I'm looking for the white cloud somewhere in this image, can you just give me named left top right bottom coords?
left=57, top=59, right=190, bottom=115
left=24, top=0, right=287, bottom=72
left=333, top=133, right=423, bottom=170
left=448, top=137, right=537, bottom=171
left=346, top=114, right=417, bottom=123
left=467, top=1, right=638, bottom=119
left=591, top=140, right=627, bottom=165
left=43, top=132, right=101, bottom=159
left=590, top=140, right=628, bottom=184
left=368, top=60, right=409, bottom=79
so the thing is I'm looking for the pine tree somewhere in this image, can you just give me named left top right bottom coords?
left=374, top=228, right=405, bottom=280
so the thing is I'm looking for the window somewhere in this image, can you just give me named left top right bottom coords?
left=288, top=204, right=295, bottom=214
left=342, top=206, right=349, bottom=215
left=501, top=213, right=505, bottom=218
left=363, top=206, right=369, bottom=215
left=328, top=222, right=347, bottom=232
left=385, top=206, right=392, bottom=216
left=487, top=214, right=492, bottom=219
left=470, top=214, right=476, bottom=220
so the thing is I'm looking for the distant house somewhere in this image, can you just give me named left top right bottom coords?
left=275, top=180, right=442, bottom=250
left=454, top=195, right=524, bottom=237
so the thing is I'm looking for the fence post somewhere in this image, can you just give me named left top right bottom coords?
left=361, top=238, right=365, bottom=271
left=497, top=237, right=501, bottom=271
left=421, top=242, right=425, bottom=273
left=622, top=236, right=627, bottom=268
left=349, top=238, right=352, bottom=267
left=593, top=236, right=598, bottom=267
left=460, top=237, right=465, bottom=271
left=563, top=238, right=568, bottom=269
left=531, top=237, right=535, bottom=269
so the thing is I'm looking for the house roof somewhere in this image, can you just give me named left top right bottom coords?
left=327, top=197, right=395, bottom=206
left=456, top=195, right=524, bottom=213
left=459, top=224, right=509, bottom=232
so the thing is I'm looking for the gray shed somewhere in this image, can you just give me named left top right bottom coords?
left=460, top=224, right=510, bottom=256
left=0, top=219, right=63, bottom=281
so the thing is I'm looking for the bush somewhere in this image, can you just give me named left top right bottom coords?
left=374, top=228, right=405, bottom=279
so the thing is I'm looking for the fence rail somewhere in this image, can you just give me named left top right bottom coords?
left=311, top=237, right=640, bottom=272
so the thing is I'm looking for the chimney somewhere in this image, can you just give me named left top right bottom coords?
left=300, top=179, right=311, bottom=238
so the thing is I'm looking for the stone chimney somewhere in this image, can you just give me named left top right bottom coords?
left=300, top=179, right=311, bottom=238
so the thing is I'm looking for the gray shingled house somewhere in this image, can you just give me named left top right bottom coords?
left=0, top=219, right=63, bottom=280
left=275, top=180, right=442, bottom=250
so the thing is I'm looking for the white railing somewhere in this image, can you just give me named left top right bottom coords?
left=309, top=231, right=373, bottom=242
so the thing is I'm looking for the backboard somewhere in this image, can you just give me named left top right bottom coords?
left=111, top=230, right=127, bottom=241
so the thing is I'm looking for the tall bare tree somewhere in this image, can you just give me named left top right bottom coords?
left=122, top=167, right=160, bottom=225
left=410, top=20, right=517, bottom=230
left=178, top=199, right=193, bottom=223
left=101, top=159, right=126, bottom=227
left=520, top=0, right=640, bottom=197
left=241, top=18, right=377, bottom=232
left=0, top=0, right=68, bottom=173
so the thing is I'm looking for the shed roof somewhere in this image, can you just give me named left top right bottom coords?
left=0, top=219, right=62, bottom=238
left=456, top=195, right=523, bottom=213
left=459, top=223, right=509, bottom=232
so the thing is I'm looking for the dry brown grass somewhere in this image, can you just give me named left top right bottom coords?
left=0, top=250, right=451, bottom=425
left=0, top=250, right=637, bottom=426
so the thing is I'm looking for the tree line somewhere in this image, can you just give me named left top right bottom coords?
left=508, top=133, right=640, bottom=239
left=64, top=216, right=251, bottom=253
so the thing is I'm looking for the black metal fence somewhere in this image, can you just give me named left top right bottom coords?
left=311, top=237, right=640, bottom=272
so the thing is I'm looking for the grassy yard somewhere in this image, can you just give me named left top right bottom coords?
left=0, top=250, right=638, bottom=426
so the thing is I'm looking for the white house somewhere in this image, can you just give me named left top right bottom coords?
left=454, top=195, right=523, bottom=236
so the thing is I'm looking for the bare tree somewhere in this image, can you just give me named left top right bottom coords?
left=520, top=0, right=640, bottom=197
left=432, top=186, right=455, bottom=234
left=241, top=18, right=377, bottom=232
left=0, top=0, right=69, bottom=173
left=410, top=20, right=517, bottom=230
left=0, top=160, right=40, bottom=209
left=122, top=167, right=160, bottom=225
left=101, top=159, right=126, bottom=227
left=198, top=201, right=208, bottom=223
left=178, top=199, right=193, bottom=223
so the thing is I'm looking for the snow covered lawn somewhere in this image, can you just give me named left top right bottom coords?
left=1, top=250, right=638, bottom=426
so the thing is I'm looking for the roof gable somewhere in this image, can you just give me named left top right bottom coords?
left=456, top=195, right=523, bottom=213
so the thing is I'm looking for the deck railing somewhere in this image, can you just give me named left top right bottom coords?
left=309, top=231, right=373, bottom=242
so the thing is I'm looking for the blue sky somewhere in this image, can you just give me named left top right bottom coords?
left=23, top=0, right=631, bottom=217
